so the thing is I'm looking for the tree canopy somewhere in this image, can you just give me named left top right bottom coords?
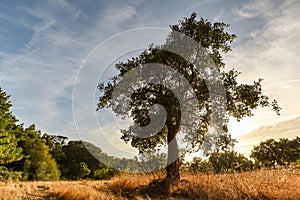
left=251, top=137, right=300, bottom=168
left=97, top=12, right=280, bottom=186
left=17, top=125, right=60, bottom=180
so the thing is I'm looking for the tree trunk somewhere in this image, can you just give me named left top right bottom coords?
left=164, top=124, right=180, bottom=186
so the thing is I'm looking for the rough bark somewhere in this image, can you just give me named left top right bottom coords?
left=164, top=124, right=180, bottom=187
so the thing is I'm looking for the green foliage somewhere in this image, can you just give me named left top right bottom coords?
left=209, top=151, right=253, bottom=173
left=57, top=140, right=116, bottom=180
left=0, top=86, right=132, bottom=181
left=188, top=157, right=213, bottom=174
left=93, top=167, right=115, bottom=180
left=290, top=158, right=300, bottom=166
left=42, top=133, right=69, bottom=177
left=79, top=162, right=91, bottom=178
left=0, top=132, right=23, bottom=165
left=251, top=137, right=300, bottom=168
left=186, top=151, right=252, bottom=174
left=17, top=125, right=60, bottom=180
left=58, top=140, right=92, bottom=179
left=0, top=87, right=23, bottom=165
left=0, top=166, right=22, bottom=181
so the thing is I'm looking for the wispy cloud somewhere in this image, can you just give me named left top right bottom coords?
left=232, top=0, right=281, bottom=20
left=224, top=0, right=300, bottom=100
left=221, top=0, right=300, bottom=152
left=1, top=1, right=100, bottom=135
left=0, top=0, right=299, bottom=159
left=104, top=5, right=138, bottom=23
left=0, top=1, right=167, bottom=138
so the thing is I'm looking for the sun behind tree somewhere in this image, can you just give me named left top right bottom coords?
left=97, top=12, right=280, bottom=189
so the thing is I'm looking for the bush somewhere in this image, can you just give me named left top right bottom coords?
left=209, top=151, right=253, bottom=173
left=0, top=166, right=22, bottom=181
left=188, top=158, right=214, bottom=174
left=93, top=167, right=115, bottom=180
left=290, top=159, right=300, bottom=167
left=79, top=162, right=91, bottom=178
left=251, top=137, right=300, bottom=168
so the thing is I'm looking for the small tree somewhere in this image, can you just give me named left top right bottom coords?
left=97, top=13, right=280, bottom=186
left=188, top=157, right=213, bottom=174
left=18, top=125, right=60, bottom=180
left=59, top=140, right=116, bottom=180
left=251, top=137, right=300, bottom=168
left=251, top=139, right=277, bottom=168
left=209, top=151, right=253, bottom=173
left=59, top=140, right=95, bottom=180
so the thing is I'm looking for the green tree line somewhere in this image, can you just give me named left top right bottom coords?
left=0, top=86, right=167, bottom=181
left=0, top=86, right=299, bottom=181
left=184, top=137, right=300, bottom=174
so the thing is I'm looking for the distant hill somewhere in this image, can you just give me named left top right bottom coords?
left=236, top=116, right=300, bottom=156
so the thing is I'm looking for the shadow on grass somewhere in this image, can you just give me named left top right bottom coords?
left=108, top=178, right=209, bottom=200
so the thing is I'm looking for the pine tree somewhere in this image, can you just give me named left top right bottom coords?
left=0, top=87, right=23, bottom=165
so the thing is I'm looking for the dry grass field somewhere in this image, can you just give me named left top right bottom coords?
left=1, top=169, right=299, bottom=200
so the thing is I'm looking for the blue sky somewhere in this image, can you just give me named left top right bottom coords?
left=1, top=0, right=299, bottom=158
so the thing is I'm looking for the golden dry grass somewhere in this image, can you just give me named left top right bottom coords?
left=0, top=169, right=299, bottom=200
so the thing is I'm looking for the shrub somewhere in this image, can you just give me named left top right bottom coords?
left=93, top=167, right=115, bottom=180
left=0, top=166, right=22, bottom=181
